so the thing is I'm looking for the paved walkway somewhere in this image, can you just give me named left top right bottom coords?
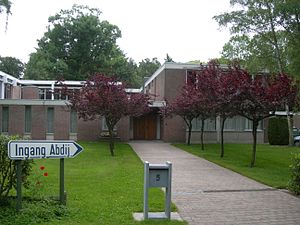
left=129, top=141, right=300, bottom=225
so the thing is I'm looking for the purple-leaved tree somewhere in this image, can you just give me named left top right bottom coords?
left=236, top=72, right=298, bottom=167
left=65, top=74, right=149, bottom=156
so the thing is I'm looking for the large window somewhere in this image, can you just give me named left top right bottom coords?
left=224, top=116, right=262, bottom=131
left=224, top=116, right=245, bottom=131
left=47, top=107, right=54, bottom=133
left=25, top=106, right=31, bottom=133
left=190, top=116, right=262, bottom=132
left=70, top=110, right=77, bottom=133
left=191, top=118, right=216, bottom=131
left=2, top=107, right=9, bottom=133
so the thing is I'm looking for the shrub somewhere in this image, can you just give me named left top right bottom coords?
left=288, top=153, right=300, bottom=195
left=268, top=117, right=289, bottom=145
left=0, top=135, right=34, bottom=199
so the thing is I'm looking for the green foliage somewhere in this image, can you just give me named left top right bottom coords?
left=0, top=135, right=34, bottom=199
left=0, top=56, right=25, bottom=78
left=165, top=53, right=174, bottom=62
left=268, top=117, right=289, bottom=145
left=0, top=142, right=185, bottom=225
left=0, top=198, right=68, bottom=225
left=25, top=5, right=123, bottom=81
left=24, top=4, right=149, bottom=87
left=288, top=153, right=300, bottom=195
left=214, top=0, right=300, bottom=77
left=0, top=0, right=11, bottom=15
left=137, top=57, right=161, bottom=81
left=174, top=143, right=300, bottom=188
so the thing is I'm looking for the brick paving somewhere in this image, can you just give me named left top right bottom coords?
left=129, top=141, right=300, bottom=225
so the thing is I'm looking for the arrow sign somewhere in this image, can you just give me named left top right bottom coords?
left=8, top=140, right=84, bottom=160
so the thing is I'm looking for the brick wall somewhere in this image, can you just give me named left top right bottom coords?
left=162, top=116, right=186, bottom=142
left=77, top=118, right=101, bottom=140
left=117, top=116, right=130, bottom=141
left=164, top=69, right=186, bottom=102
left=54, top=106, right=70, bottom=140
left=31, top=105, right=46, bottom=139
left=22, top=86, right=39, bottom=99
left=11, top=86, right=21, bottom=99
left=9, top=105, right=25, bottom=136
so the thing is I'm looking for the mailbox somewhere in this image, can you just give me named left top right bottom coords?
left=143, top=161, right=172, bottom=220
left=149, top=166, right=169, bottom=187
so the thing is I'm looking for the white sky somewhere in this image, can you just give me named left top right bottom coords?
left=0, top=0, right=232, bottom=64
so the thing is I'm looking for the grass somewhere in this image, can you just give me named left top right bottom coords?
left=173, top=143, right=300, bottom=189
left=0, top=141, right=186, bottom=225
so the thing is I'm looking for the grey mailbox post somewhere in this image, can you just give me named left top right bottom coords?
left=144, top=161, right=172, bottom=220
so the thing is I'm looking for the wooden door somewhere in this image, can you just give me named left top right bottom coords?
left=133, top=114, right=157, bottom=140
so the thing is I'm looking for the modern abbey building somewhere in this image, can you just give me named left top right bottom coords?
left=1, top=62, right=296, bottom=143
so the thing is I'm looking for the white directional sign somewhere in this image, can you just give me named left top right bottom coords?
left=8, top=140, right=84, bottom=160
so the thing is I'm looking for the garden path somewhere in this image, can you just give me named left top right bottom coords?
left=130, top=141, right=300, bottom=225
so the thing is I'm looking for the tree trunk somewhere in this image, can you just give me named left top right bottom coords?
left=108, top=128, right=115, bottom=156
left=220, top=116, right=226, bottom=158
left=106, top=118, right=115, bottom=156
left=250, top=120, right=259, bottom=167
left=266, top=2, right=284, bottom=73
left=286, top=104, right=294, bottom=146
left=201, top=119, right=205, bottom=150
left=187, top=120, right=192, bottom=145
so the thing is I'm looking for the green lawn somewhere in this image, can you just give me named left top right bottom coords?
left=0, top=142, right=186, bottom=225
left=173, top=143, right=300, bottom=189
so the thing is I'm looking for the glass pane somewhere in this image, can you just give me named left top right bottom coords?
left=70, top=110, right=77, bottom=133
left=25, top=106, right=31, bottom=133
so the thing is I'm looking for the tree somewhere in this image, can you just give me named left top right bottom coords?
left=66, top=74, right=149, bottom=156
left=0, top=56, right=24, bottom=78
left=108, top=55, right=140, bottom=88
left=165, top=54, right=174, bottom=62
left=25, top=5, right=124, bottom=81
left=214, top=0, right=299, bottom=74
left=236, top=72, right=297, bottom=167
left=196, top=60, right=246, bottom=158
left=161, top=83, right=200, bottom=146
left=0, top=0, right=11, bottom=30
left=137, top=58, right=161, bottom=81
left=162, top=69, right=213, bottom=149
left=0, top=0, right=11, bottom=14
left=214, top=0, right=300, bottom=146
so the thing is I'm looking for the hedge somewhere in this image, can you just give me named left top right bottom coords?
left=268, top=116, right=289, bottom=145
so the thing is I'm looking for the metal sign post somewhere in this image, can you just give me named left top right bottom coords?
left=143, top=161, right=172, bottom=220
left=8, top=140, right=83, bottom=211
left=60, top=158, right=65, bottom=205
left=16, top=160, right=22, bottom=211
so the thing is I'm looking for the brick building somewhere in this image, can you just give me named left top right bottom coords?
left=1, top=63, right=295, bottom=143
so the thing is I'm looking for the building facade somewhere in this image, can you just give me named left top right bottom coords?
left=1, top=63, right=294, bottom=143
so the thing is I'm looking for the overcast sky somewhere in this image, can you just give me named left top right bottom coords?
left=0, top=0, right=232, bottom=64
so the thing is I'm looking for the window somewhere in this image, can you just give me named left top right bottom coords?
left=2, top=107, right=9, bottom=133
left=39, top=88, right=53, bottom=100
left=224, top=116, right=263, bottom=131
left=245, top=118, right=263, bottom=131
left=70, top=110, right=77, bottom=133
left=47, top=107, right=54, bottom=133
left=25, top=106, right=31, bottom=133
left=224, top=116, right=245, bottom=131
left=191, top=118, right=216, bottom=131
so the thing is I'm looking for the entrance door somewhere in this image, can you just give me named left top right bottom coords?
left=133, top=114, right=157, bottom=140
